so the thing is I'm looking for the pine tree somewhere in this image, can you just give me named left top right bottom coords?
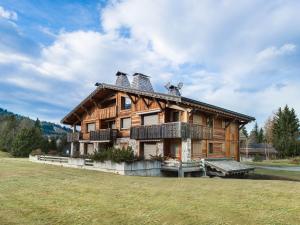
left=241, top=126, right=248, bottom=138
left=249, top=122, right=259, bottom=144
left=11, top=124, right=45, bottom=157
left=258, top=128, right=264, bottom=143
left=272, top=105, right=300, bottom=157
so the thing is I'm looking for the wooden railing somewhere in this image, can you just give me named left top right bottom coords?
left=130, top=122, right=213, bottom=140
left=67, top=132, right=82, bottom=142
left=67, top=129, right=117, bottom=142
left=90, top=129, right=118, bottom=141
left=38, top=155, right=69, bottom=163
left=99, top=106, right=116, bottom=119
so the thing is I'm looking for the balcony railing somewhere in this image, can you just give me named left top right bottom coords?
left=90, top=128, right=118, bottom=141
left=99, top=106, right=116, bottom=120
left=130, top=122, right=213, bottom=140
left=67, top=129, right=117, bottom=142
left=67, top=132, right=82, bottom=142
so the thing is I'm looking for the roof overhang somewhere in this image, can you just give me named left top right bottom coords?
left=61, top=83, right=255, bottom=126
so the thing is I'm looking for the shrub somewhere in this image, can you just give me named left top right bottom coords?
left=150, top=154, right=164, bottom=161
left=111, top=146, right=135, bottom=163
left=30, top=149, right=43, bottom=156
left=253, top=154, right=263, bottom=162
left=90, top=146, right=136, bottom=163
left=91, top=148, right=112, bottom=162
left=48, top=150, right=58, bottom=156
left=290, top=157, right=300, bottom=165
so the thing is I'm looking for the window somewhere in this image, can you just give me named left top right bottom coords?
left=107, top=120, right=116, bottom=129
left=121, top=96, right=131, bottom=110
left=208, top=143, right=213, bottom=154
left=121, top=117, right=131, bottom=129
left=87, top=123, right=96, bottom=132
left=170, top=111, right=180, bottom=122
left=142, top=113, right=158, bottom=125
left=207, top=117, right=213, bottom=128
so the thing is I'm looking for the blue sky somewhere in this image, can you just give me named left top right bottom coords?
left=0, top=0, right=300, bottom=130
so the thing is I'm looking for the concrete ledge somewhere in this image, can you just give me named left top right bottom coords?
left=29, top=155, right=161, bottom=176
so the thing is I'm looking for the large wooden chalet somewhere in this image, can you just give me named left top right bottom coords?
left=61, top=72, right=255, bottom=162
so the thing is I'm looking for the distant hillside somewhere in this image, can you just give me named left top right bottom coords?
left=0, top=108, right=71, bottom=136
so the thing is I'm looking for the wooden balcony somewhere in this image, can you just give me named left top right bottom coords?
left=67, top=129, right=117, bottom=142
left=67, top=132, right=82, bottom=142
left=130, top=122, right=213, bottom=140
left=99, top=106, right=117, bottom=120
left=90, top=128, right=118, bottom=141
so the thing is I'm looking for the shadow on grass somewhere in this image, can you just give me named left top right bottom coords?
left=226, top=173, right=300, bottom=182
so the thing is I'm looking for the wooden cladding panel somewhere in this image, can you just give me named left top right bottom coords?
left=214, top=118, right=223, bottom=129
left=99, top=106, right=116, bottom=119
left=192, top=140, right=202, bottom=159
left=213, top=128, right=225, bottom=140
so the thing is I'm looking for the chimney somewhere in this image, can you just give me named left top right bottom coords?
left=115, top=71, right=131, bottom=88
left=131, top=73, right=154, bottom=92
left=164, top=82, right=183, bottom=96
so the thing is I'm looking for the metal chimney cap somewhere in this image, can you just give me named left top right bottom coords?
left=116, top=71, right=128, bottom=76
left=133, top=72, right=150, bottom=78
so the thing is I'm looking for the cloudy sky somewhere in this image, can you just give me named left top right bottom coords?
left=0, top=0, right=300, bottom=129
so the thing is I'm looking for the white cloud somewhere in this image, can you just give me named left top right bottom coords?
left=256, top=43, right=296, bottom=62
left=1, top=0, right=300, bottom=126
left=0, top=6, right=17, bottom=21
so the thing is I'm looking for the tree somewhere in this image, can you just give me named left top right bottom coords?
left=249, top=122, right=259, bottom=144
left=11, top=127, right=44, bottom=157
left=272, top=105, right=300, bottom=157
left=258, top=128, right=264, bottom=143
left=241, top=126, right=248, bottom=138
left=264, top=116, right=274, bottom=144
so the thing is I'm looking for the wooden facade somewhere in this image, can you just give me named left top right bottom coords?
left=63, top=81, right=254, bottom=161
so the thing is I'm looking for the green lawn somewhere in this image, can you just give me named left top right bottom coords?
left=0, top=151, right=11, bottom=158
left=247, top=158, right=300, bottom=167
left=253, top=168, right=300, bottom=181
left=0, top=156, right=300, bottom=225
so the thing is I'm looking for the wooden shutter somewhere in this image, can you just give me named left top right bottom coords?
left=142, top=114, right=158, bottom=125
left=143, top=143, right=157, bottom=159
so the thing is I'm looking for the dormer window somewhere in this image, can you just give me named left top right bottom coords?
left=121, top=96, right=131, bottom=110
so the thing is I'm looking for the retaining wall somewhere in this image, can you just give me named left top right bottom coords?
left=29, top=155, right=162, bottom=176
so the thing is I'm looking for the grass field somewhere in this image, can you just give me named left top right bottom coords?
left=252, top=168, right=300, bottom=181
left=247, top=158, right=300, bottom=167
left=1, top=154, right=300, bottom=225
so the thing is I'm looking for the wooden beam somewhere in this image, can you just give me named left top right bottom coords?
left=154, top=98, right=163, bottom=110
left=73, top=112, right=82, bottom=122
left=127, top=94, right=138, bottom=104
left=90, top=98, right=100, bottom=109
left=239, top=123, right=247, bottom=130
left=81, top=106, right=90, bottom=116
left=139, top=95, right=149, bottom=109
